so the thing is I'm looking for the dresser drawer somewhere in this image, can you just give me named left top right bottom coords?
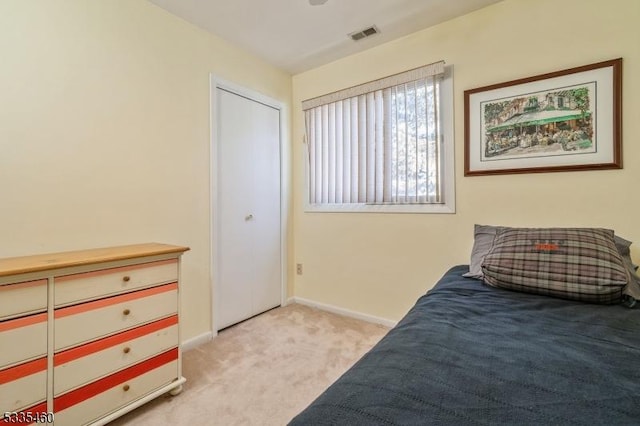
left=0, top=358, right=47, bottom=414
left=54, top=349, right=178, bottom=426
left=54, top=316, right=179, bottom=395
left=54, top=283, right=177, bottom=351
left=0, top=279, right=47, bottom=319
left=55, top=259, right=178, bottom=307
left=0, top=313, right=47, bottom=369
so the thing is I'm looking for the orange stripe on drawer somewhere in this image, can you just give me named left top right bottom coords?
left=0, top=279, right=47, bottom=291
left=0, top=312, right=47, bottom=332
left=56, top=259, right=177, bottom=283
left=54, top=315, right=179, bottom=365
left=0, top=357, right=47, bottom=385
left=55, top=282, right=178, bottom=319
left=54, top=348, right=178, bottom=412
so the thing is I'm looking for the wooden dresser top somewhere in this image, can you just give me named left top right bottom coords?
left=0, top=243, right=190, bottom=278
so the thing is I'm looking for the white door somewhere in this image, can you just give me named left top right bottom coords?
left=215, top=86, right=281, bottom=330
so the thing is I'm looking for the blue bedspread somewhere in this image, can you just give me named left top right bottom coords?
left=289, top=265, right=640, bottom=425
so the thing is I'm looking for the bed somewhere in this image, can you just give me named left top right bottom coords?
left=289, top=228, right=640, bottom=425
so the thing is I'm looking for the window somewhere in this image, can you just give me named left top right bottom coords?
left=302, top=62, right=455, bottom=213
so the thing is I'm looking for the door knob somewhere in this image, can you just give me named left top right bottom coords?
left=245, top=214, right=254, bottom=221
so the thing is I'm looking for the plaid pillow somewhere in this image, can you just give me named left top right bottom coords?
left=482, top=228, right=629, bottom=304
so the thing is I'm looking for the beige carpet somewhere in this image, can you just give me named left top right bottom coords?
left=110, top=303, right=390, bottom=425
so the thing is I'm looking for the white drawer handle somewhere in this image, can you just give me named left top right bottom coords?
left=123, top=276, right=131, bottom=282
left=123, top=384, right=130, bottom=392
left=123, top=309, right=131, bottom=316
left=123, top=347, right=131, bottom=354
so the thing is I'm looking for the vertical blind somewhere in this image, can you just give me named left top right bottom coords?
left=303, top=61, right=445, bottom=205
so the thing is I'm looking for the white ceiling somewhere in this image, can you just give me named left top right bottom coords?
left=148, top=0, right=503, bottom=74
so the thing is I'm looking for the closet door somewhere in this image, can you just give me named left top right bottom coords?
left=216, top=87, right=281, bottom=330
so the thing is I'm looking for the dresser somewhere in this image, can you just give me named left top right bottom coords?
left=0, top=243, right=189, bottom=425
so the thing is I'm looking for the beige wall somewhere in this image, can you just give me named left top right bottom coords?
left=0, top=0, right=292, bottom=341
left=292, top=0, right=640, bottom=322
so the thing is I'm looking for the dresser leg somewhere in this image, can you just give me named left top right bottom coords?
left=169, top=385, right=183, bottom=396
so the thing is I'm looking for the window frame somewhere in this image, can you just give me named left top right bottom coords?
left=303, top=66, right=455, bottom=214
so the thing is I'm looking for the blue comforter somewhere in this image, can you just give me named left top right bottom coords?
left=289, top=265, right=640, bottom=425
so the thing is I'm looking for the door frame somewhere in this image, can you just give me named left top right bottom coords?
left=209, top=75, right=288, bottom=335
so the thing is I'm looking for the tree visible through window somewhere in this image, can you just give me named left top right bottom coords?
left=390, top=79, right=440, bottom=203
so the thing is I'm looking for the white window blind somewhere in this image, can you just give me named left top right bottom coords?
left=303, top=61, right=452, bottom=211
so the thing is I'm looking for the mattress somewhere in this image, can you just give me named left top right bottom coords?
left=289, top=265, right=640, bottom=425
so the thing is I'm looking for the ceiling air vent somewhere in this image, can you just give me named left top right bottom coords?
left=349, top=26, right=379, bottom=41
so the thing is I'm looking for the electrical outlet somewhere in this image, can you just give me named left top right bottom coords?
left=296, top=263, right=303, bottom=275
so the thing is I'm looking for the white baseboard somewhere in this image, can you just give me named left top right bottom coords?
left=287, top=297, right=397, bottom=328
left=181, top=331, right=215, bottom=352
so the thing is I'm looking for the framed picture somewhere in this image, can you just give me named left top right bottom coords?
left=464, top=58, right=622, bottom=176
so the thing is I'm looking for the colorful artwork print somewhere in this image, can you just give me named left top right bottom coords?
left=480, top=83, right=596, bottom=162
left=464, top=58, right=621, bottom=176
